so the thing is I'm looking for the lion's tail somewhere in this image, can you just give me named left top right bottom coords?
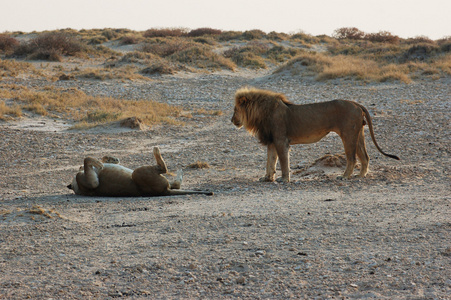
left=357, top=103, right=400, bottom=160
left=166, top=189, right=214, bottom=196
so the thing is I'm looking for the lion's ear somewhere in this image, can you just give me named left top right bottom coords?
left=237, top=96, right=247, bottom=105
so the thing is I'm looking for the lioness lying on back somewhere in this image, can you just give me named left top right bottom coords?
left=231, top=87, right=399, bottom=182
left=68, top=147, right=213, bottom=197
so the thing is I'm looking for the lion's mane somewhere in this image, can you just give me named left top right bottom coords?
left=234, top=87, right=292, bottom=145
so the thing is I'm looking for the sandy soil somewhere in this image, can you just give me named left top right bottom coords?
left=0, top=68, right=450, bottom=299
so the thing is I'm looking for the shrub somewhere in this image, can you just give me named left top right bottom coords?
left=120, top=35, right=140, bottom=45
left=0, top=35, right=19, bottom=53
left=365, top=31, right=399, bottom=44
left=242, top=29, right=266, bottom=40
left=290, top=31, right=320, bottom=44
left=193, top=37, right=216, bottom=45
left=141, top=61, right=177, bottom=75
left=102, top=29, right=119, bottom=40
left=266, top=45, right=304, bottom=63
left=0, top=100, right=22, bottom=120
left=223, top=42, right=270, bottom=68
left=13, top=32, right=86, bottom=60
left=267, top=31, right=289, bottom=41
left=84, top=110, right=122, bottom=123
left=333, top=27, right=365, bottom=40
left=437, top=36, right=451, bottom=52
left=187, top=28, right=222, bottom=37
left=403, top=43, right=440, bottom=61
left=406, top=36, right=435, bottom=45
left=87, top=35, right=108, bottom=45
left=218, top=31, right=242, bottom=41
left=140, top=40, right=194, bottom=57
left=170, top=46, right=236, bottom=70
left=143, top=28, right=186, bottom=38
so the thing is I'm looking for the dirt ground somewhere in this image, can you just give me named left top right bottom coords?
left=0, top=69, right=450, bottom=299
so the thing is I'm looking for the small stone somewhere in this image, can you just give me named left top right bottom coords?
left=236, top=276, right=246, bottom=285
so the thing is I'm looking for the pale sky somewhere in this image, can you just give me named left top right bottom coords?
left=1, top=0, right=450, bottom=39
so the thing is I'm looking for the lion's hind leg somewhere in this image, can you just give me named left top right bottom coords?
left=153, top=146, right=168, bottom=174
left=132, top=166, right=170, bottom=196
left=340, top=134, right=358, bottom=179
left=356, top=129, right=369, bottom=178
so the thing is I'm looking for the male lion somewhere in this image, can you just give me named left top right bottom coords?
left=68, top=147, right=213, bottom=197
left=231, top=87, right=399, bottom=182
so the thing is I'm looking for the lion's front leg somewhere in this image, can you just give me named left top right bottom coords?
left=260, top=143, right=278, bottom=182
left=275, top=141, right=290, bottom=183
left=79, top=157, right=103, bottom=189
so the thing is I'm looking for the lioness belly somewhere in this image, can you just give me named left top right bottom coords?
left=95, top=165, right=141, bottom=197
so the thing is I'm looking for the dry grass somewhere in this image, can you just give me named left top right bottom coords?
left=74, top=66, right=150, bottom=81
left=187, top=161, right=210, bottom=169
left=0, top=58, right=44, bottom=78
left=28, top=205, right=62, bottom=219
left=275, top=52, right=414, bottom=83
left=1, top=28, right=450, bottom=83
left=0, top=84, right=183, bottom=128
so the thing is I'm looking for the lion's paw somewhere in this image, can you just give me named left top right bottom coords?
left=276, top=177, right=290, bottom=183
left=259, top=176, right=274, bottom=182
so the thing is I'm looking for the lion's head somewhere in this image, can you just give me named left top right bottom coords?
left=232, top=87, right=292, bottom=145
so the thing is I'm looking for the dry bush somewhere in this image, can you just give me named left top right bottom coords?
left=192, top=37, right=216, bottom=46
left=0, top=34, right=19, bottom=53
left=365, top=31, right=399, bottom=44
left=218, top=31, right=243, bottom=41
left=290, top=32, right=320, bottom=44
left=266, top=45, right=304, bottom=63
left=242, top=29, right=266, bottom=40
left=143, top=28, right=186, bottom=38
left=170, top=46, right=236, bottom=70
left=406, top=36, right=435, bottom=45
left=274, top=52, right=333, bottom=75
left=267, top=31, right=290, bottom=41
left=141, top=61, right=178, bottom=75
left=140, top=40, right=194, bottom=57
left=333, top=27, right=365, bottom=40
left=118, top=51, right=155, bottom=64
left=101, top=29, right=119, bottom=40
left=120, top=35, right=140, bottom=45
left=437, top=37, right=451, bottom=52
left=87, top=35, right=108, bottom=45
left=0, top=58, right=44, bottom=78
left=0, top=100, right=22, bottom=120
left=12, top=32, right=86, bottom=61
left=223, top=42, right=270, bottom=68
left=187, top=28, right=222, bottom=37
left=403, top=43, right=440, bottom=61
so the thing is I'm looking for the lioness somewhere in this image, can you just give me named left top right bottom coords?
left=68, top=147, right=213, bottom=197
left=231, top=87, right=399, bottom=182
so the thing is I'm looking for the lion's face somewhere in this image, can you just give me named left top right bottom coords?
left=231, top=106, right=243, bottom=128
